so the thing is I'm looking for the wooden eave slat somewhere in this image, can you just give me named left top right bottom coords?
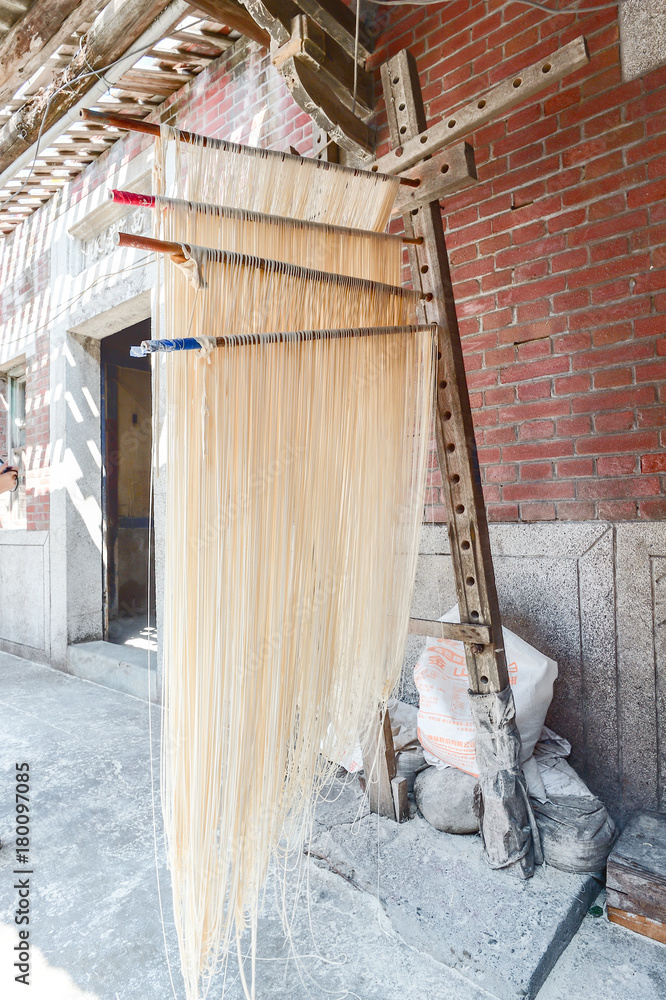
left=191, top=0, right=270, bottom=47
left=0, top=0, right=105, bottom=109
left=121, top=66, right=200, bottom=88
left=167, top=26, right=232, bottom=52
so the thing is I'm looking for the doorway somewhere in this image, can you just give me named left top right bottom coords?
left=101, top=321, right=156, bottom=648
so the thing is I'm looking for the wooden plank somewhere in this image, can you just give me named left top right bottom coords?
left=391, top=776, right=409, bottom=823
left=239, top=0, right=297, bottom=46
left=607, top=906, right=666, bottom=945
left=362, top=709, right=397, bottom=821
left=391, top=142, right=477, bottom=216
left=606, top=812, right=666, bottom=924
left=0, top=0, right=103, bottom=109
left=296, top=0, right=371, bottom=65
left=278, top=54, right=373, bottom=157
left=382, top=49, right=508, bottom=695
left=312, top=125, right=338, bottom=163
left=121, top=68, right=198, bottom=88
left=376, top=36, right=590, bottom=175
left=0, top=0, right=187, bottom=177
left=407, top=618, right=491, bottom=644
left=192, top=0, right=271, bottom=47
left=271, top=13, right=373, bottom=115
left=167, top=26, right=234, bottom=51
left=146, top=46, right=219, bottom=65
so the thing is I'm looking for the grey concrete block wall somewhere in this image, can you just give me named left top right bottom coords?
left=620, top=0, right=666, bottom=80
left=0, top=529, right=50, bottom=662
left=404, top=522, right=666, bottom=826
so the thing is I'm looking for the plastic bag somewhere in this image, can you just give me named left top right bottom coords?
left=414, top=606, right=557, bottom=777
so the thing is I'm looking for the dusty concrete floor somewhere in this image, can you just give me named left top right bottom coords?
left=0, top=651, right=665, bottom=1000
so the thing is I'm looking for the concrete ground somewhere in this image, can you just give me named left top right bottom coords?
left=0, top=651, right=665, bottom=1000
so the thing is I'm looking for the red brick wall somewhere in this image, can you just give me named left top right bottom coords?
left=370, top=0, right=666, bottom=522
left=25, top=323, right=50, bottom=530
left=0, top=208, right=51, bottom=530
left=4, top=2, right=666, bottom=529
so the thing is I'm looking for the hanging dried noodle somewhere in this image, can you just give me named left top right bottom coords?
left=155, top=134, right=434, bottom=1000
left=154, top=195, right=403, bottom=284
left=156, top=124, right=400, bottom=231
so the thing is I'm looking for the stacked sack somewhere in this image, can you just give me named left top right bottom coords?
left=413, top=607, right=616, bottom=874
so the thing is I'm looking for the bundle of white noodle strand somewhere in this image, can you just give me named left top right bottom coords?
left=155, top=135, right=434, bottom=1000
left=156, top=124, right=400, bottom=231
left=153, top=195, right=403, bottom=285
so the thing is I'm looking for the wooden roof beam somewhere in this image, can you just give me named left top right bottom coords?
left=0, top=0, right=104, bottom=110
left=0, top=0, right=189, bottom=179
left=190, top=0, right=270, bottom=47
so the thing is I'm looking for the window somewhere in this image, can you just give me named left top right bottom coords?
left=6, top=364, right=26, bottom=525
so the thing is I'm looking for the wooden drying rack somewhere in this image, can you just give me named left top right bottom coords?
left=98, top=32, right=589, bottom=824
left=363, top=36, right=590, bottom=822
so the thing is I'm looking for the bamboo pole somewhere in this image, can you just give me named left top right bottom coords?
left=108, top=188, right=424, bottom=244
left=113, top=230, right=433, bottom=300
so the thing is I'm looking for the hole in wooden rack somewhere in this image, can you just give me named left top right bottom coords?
left=420, top=134, right=428, bottom=143
left=480, top=674, right=489, bottom=684
left=447, top=443, right=455, bottom=453
left=451, top=473, right=460, bottom=484
left=411, top=207, right=419, bottom=215
left=470, top=610, right=480, bottom=620
left=437, top=351, right=442, bottom=360
left=438, top=380, right=447, bottom=389
left=399, top=125, right=407, bottom=134
left=443, top=410, right=452, bottom=420
left=461, top=539, right=470, bottom=550
left=316, top=135, right=321, bottom=143
left=441, top=163, right=450, bottom=174
left=448, top=119, right=456, bottom=128
left=395, top=147, right=403, bottom=157
left=466, top=576, right=475, bottom=586
left=478, top=99, right=486, bottom=109
left=455, top=503, right=465, bottom=514
left=513, top=77, right=522, bottom=88
left=399, top=102, right=405, bottom=110
left=392, top=75, right=400, bottom=84
left=542, top=62, right=552, bottom=73
left=371, top=164, right=378, bottom=171
left=421, top=264, right=429, bottom=274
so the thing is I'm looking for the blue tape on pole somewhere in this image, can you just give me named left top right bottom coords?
left=129, top=338, right=204, bottom=357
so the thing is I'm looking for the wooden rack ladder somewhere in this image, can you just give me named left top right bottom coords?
left=363, top=39, right=590, bottom=822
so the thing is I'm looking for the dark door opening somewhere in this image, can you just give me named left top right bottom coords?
left=101, top=321, right=156, bottom=648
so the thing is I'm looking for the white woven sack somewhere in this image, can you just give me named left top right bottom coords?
left=414, top=606, right=558, bottom=777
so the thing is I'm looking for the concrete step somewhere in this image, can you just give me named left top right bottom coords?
left=68, top=640, right=157, bottom=702
left=311, top=778, right=600, bottom=1000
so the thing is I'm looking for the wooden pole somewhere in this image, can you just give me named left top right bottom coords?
left=381, top=49, right=509, bottom=697
left=113, top=230, right=432, bottom=300
left=108, top=188, right=423, bottom=244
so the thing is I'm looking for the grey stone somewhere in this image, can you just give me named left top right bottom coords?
left=311, top=781, right=598, bottom=1000
left=620, top=0, right=666, bottom=80
left=538, top=891, right=666, bottom=1000
left=67, top=639, right=157, bottom=702
left=0, top=529, right=49, bottom=660
left=414, top=764, right=479, bottom=834
left=0, top=651, right=658, bottom=1000
left=0, top=651, right=492, bottom=1000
